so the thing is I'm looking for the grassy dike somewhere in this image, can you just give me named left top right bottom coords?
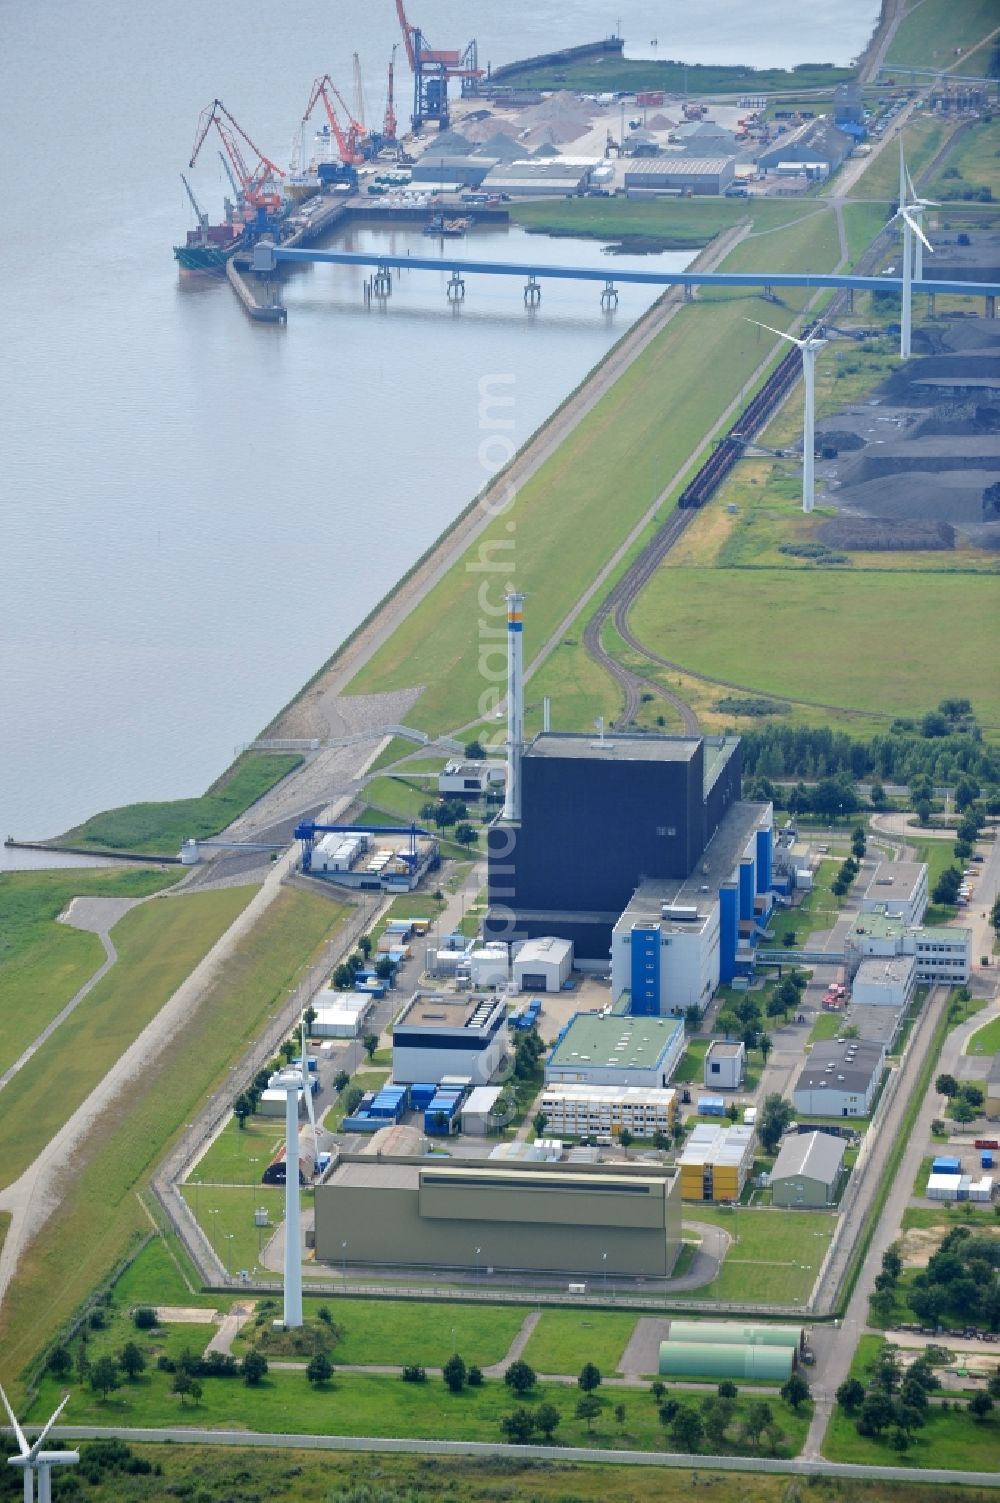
left=345, top=204, right=845, bottom=736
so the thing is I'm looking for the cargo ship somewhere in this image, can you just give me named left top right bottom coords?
left=174, top=218, right=245, bottom=272
left=422, top=213, right=470, bottom=238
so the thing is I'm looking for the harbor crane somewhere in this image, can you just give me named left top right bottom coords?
left=352, top=51, right=367, bottom=130
left=394, top=0, right=482, bottom=131
left=179, top=173, right=209, bottom=231
left=303, top=74, right=367, bottom=166
left=383, top=44, right=398, bottom=144
left=189, top=99, right=285, bottom=214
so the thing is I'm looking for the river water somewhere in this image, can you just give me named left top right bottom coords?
left=0, top=0, right=879, bottom=862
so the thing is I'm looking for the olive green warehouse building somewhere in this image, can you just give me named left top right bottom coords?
left=314, top=1155, right=683, bottom=1278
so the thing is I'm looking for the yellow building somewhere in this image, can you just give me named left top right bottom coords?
left=678, top=1123, right=755, bottom=1201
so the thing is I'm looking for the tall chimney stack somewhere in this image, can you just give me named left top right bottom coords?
left=502, top=592, right=524, bottom=822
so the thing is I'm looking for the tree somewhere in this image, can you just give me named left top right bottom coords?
left=233, top=1093, right=253, bottom=1129
left=836, top=1378, right=865, bottom=1413
left=758, top=1034, right=773, bottom=1065
left=48, top=1346, right=72, bottom=1379
left=468, top=1365, right=484, bottom=1387
left=533, top=1110, right=549, bottom=1138
left=915, top=798, right=932, bottom=827
left=576, top=1393, right=603, bottom=1432
left=741, top=1400, right=773, bottom=1448
left=859, top=1392, right=895, bottom=1436
left=758, top=1094, right=794, bottom=1153
left=241, top=1350, right=268, bottom=1386
left=717, top=1010, right=741, bottom=1040
left=882, top=1245, right=903, bottom=1282
left=701, top=1394, right=735, bottom=1447
left=614, top=1401, right=627, bottom=1430
left=119, top=1341, right=146, bottom=1381
left=991, top=896, right=1000, bottom=938
left=133, top=1306, right=157, bottom=1330
left=374, top=957, right=396, bottom=981
left=726, top=1102, right=740, bottom=1123
left=652, top=1129, right=670, bottom=1152
left=536, top=1401, right=561, bottom=1440
left=578, top=1362, right=602, bottom=1393
left=685, top=1004, right=701, bottom=1028
left=358, top=934, right=373, bottom=959
left=851, top=825, right=867, bottom=858
left=362, top=1033, right=379, bottom=1060
left=935, top=1073, right=958, bottom=1098
left=658, top=1399, right=680, bottom=1427
left=951, top=1097, right=977, bottom=1124
left=504, top=1360, right=536, bottom=1396
left=454, top=822, right=477, bottom=846
left=171, top=1370, right=195, bottom=1406
left=465, top=739, right=486, bottom=761
left=932, top=866, right=963, bottom=905
left=781, top=1373, right=811, bottom=1411
left=307, top=1352, right=333, bottom=1386
left=334, top=1069, right=350, bottom=1093
left=280, top=1038, right=296, bottom=1064
left=442, top=1353, right=467, bottom=1393
left=650, top=1379, right=666, bottom=1401
left=90, top=1355, right=120, bottom=1401
left=954, top=839, right=973, bottom=861
left=501, top=1408, right=536, bottom=1444
left=619, top=1127, right=635, bottom=1157
left=333, top=963, right=353, bottom=990
left=717, top=1379, right=738, bottom=1400
left=870, top=782, right=886, bottom=808
left=670, top=1405, right=704, bottom=1453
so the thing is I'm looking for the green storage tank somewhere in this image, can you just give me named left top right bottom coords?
left=668, top=1320, right=802, bottom=1349
left=658, top=1341, right=795, bottom=1381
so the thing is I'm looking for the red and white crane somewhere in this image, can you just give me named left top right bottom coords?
left=303, top=74, right=367, bottom=166
left=189, top=99, right=285, bottom=215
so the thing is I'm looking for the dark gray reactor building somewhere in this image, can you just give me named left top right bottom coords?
left=485, top=730, right=746, bottom=961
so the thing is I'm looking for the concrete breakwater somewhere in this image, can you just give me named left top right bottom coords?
left=490, top=36, right=624, bottom=83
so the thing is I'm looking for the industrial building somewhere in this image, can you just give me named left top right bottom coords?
left=678, top=1122, right=756, bottom=1202
left=539, top=1083, right=677, bottom=1141
left=658, top=1321, right=801, bottom=1381
left=846, top=910, right=970, bottom=984
left=487, top=730, right=746, bottom=961
left=314, top=1155, right=684, bottom=1278
left=851, top=956, right=917, bottom=1011
left=460, top=1085, right=505, bottom=1136
left=296, top=823, right=439, bottom=893
left=846, top=1004, right=904, bottom=1052
left=610, top=800, right=774, bottom=1012
left=703, top=1040, right=746, bottom=1091
left=438, top=760, right=506, bottom=796
left=861, top=862, right=929, bottom=927
left=391, top=992, right=508, bottom=1086
left=770, top=1131, right=846, bottom=1208
left=513, top=936, right=574, bottom=993
left=545, top=1013, right=685, bottom=1089
left=758, top=118, right=854, bottom=175
left=793, top=1038, right=884, bottom=1118
left=481, top=158, right=596, bottom=196
left=624, top=156, right=735, bottom=195
left=310, top=995, right=373, bottom=1039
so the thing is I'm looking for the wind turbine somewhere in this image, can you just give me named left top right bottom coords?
left=894, top=137, right=934, bottom=359
left=300, top=1016, right=320, bottom=1171
left=748, top=319, right=827, bottom=513
left=1, top=1385, right=79, bottom=1503
left=904, top=163, right=938, bottom=285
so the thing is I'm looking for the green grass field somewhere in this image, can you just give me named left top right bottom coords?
left=27, top=1364, right=811, bottom=1458
left=0, top=886, right=255, bottom=1192
left=927, top=115, right=1000, bottom=202
left=233, top=1299, right=525, bottom=1369
left=41, top=1448, right=1000, bottom=1503
left=849, top=115, right=956, bottom=201
left=627, top=568, right=1000, bottom=726
left=182, top=1185, right=286, bottom=1277
left=55, top=752, right=302, bottom=854
left=520, top=1310, right=638, bottom=1375
left=495, top=53, right=853, bottom=95
left=678, top=1207, right=834, bottom=1304
left=0, top=887, right=349, bottom=1391
left=0, top=866, right=179, bottom=1075
left=824, top=1399, right=1000, bottom=1469
left=344, top=206, right=845, bottom=738
left=885, top=0, right=1000, bottom=69
left=966, top=1014, right=1000, bottom=1057
left=190, top=1116, right=285, bottom=1185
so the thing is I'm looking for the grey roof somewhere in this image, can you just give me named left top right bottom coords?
left=865, top=862, right=925, bottom=904
left=625, top=156, right=735, bottom=178
left=526, top=731, right=701, bottom=762
left=706, top=1041, right=745, bottom=1059
left=795, top=1038, right=884, bottom=1097
left=618, top=802, right=771, bottom=927
left=854, top=957, right=916, bottom=988
left=771, top=1131, right=846, bottom=1185
left=846, top=1005, right=903, bottom=1048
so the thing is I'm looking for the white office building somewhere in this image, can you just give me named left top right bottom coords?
left=862, top=862, right=928, bottom=927
left=392, top=992, right=509, bottom=1086
left=793, top=1038, right=884, bottom=1118
left=539, top=1083, right=677, bottom=1141
left=847, top=913, right=970, bottom=985
left=704, top=1040, right=746, bottom=1090
left=851, top=956, right=917, bottom=1010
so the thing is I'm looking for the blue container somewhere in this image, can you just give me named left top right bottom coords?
left=982, top=1152, right=994, bottom=1170
left=410, top=1083, right=437, bottom=1109
left=932, top=1156, right=961, bottom=1174
left=698, top=1096, right=726, bottom=1116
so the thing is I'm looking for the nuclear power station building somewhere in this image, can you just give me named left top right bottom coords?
left=485, top=599, right=775, bottom=1011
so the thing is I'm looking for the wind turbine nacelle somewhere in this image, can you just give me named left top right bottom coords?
left=36, top=1452, right=80, bottom=1466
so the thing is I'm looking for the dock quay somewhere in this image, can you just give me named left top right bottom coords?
left=226, top=254, right=286, bottom=323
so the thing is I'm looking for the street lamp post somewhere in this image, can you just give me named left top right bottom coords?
left=602, top=1251, right=608, bottom=1299
left=342, top=1239, right=348, bottom=1282
left=224, top=1232, right=235, bottom=1278
left=207, top=1207, right=220, bottom=1258
left=475, top=1246, right=481, bottom=1289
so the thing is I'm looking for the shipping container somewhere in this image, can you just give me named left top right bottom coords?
left=931, top=1156, right=962, bottom=1174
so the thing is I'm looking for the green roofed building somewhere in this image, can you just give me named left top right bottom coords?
left=666, top=1320, right=802, bottom=1348
left=659, top=1341, right=795, bottom=1381
left=545, top=1012, right=686, bottom=1089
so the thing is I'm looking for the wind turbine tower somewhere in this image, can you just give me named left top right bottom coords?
left=2, top=1385, right=79, bottom=1503
left=274, top=1065, right=304, bottom=1328
left=749, top=321, right=827, bottom=513
left=895, top=137, right=934, bottom=359
left=501, top=592, right=524, bottom=822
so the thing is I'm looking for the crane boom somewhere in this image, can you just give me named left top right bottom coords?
left=180, top=173, right=209, bottom=229
left=189, top=99, right=285, bottom=212
left=352, top=52, right=366, bottom=129
left=303, top=75, right=365, bottom=166
left=394, top=0, right=417, bottom=73
left=384, top=44, right=398, bottom=142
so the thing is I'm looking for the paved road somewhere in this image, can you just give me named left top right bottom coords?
left=36, top=1425, right=1000, bottom=1486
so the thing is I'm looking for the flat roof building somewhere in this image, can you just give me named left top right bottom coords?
left=847, top=910, right=970, bottom=984
left=678, top=1122, right=755, bottom=1202
left=862, top=862, right=928, bottom=927
left=851, top=955, right=917, bottom=1011
left=438, top=760, right=506, bottom=796
left=793, top=1038, right=884, bottom=1119
left=845, top=1004, right=904, bottom=1052
left=314, top=1155, right=683, bottom=1279
left=624, top=156, right=736, bottom=195
left=545, top=1013, right=685, bottom=1089
left=770, top=1131, right=846, bottom=1208
left=513, top=936, right=574, bottom=993
left=704, top=1040, right=746, bottom=1091
left=539, top=1083, right=677, bottom=1141
left=392, top=992, right=508, bottom=1086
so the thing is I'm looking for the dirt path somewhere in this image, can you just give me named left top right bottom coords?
left=0, top=895, right=144, bottom=1095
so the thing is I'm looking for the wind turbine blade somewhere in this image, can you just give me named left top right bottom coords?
left=27, top=1394, right=70, bottom=1460
left=746, top=318, right=802, bottom=347
left=300, top=1018, right=319, bottom=1169
left=0, top=1382, right=30, bottom=1457
left=901, top=209, right=933, bottom=253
